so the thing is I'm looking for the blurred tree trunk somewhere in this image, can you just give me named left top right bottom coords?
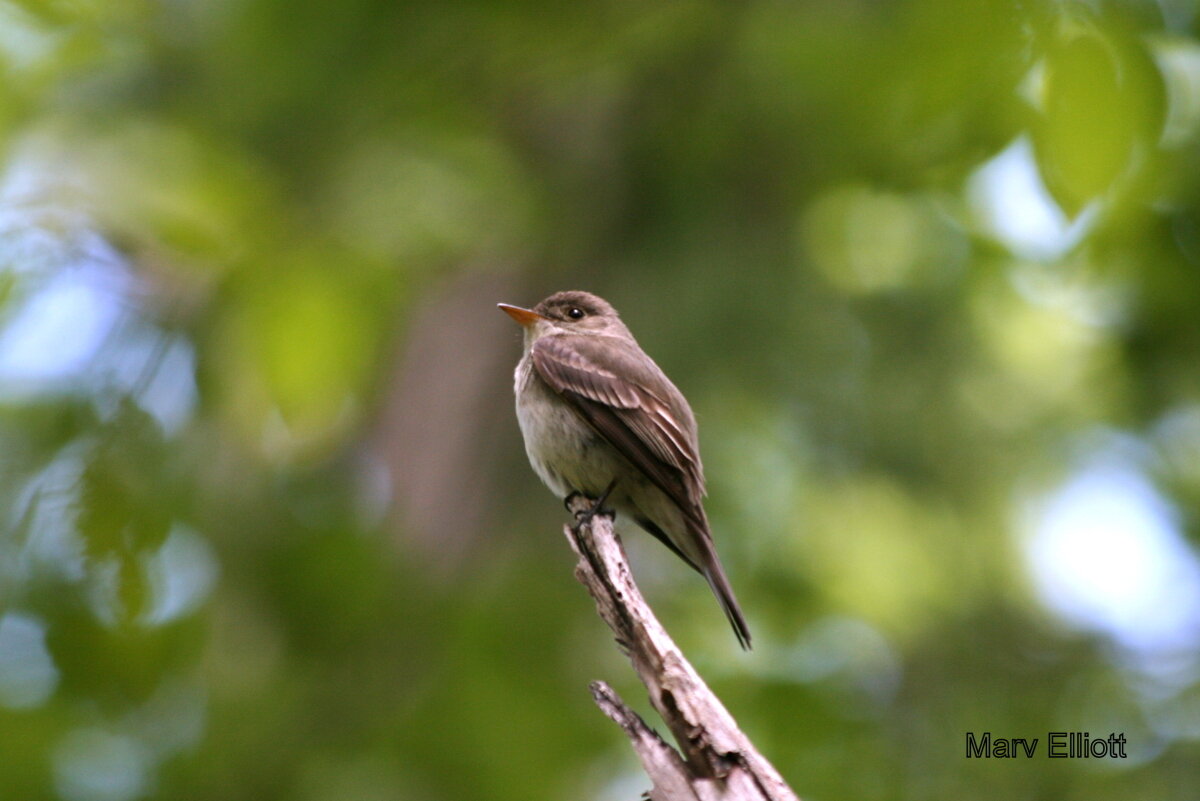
left=376, top=270, right=521, bottom=570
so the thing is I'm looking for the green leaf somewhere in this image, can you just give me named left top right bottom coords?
left=1032, top=18, right=1166, bottom=216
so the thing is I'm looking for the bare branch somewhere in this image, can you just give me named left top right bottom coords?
left=564, top=502, right=799, bottom=801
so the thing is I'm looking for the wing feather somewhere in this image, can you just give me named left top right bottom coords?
left=530, top=334, right=706, bottom=516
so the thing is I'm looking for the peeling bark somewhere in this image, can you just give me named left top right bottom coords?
left=564, top=501, right=799, bottom=801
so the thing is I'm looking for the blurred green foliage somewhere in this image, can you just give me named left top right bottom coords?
left=3, top=0, right=1200, bottom=799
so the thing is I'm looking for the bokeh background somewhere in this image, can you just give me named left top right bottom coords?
left=3, top=0, right=1200, bottom=799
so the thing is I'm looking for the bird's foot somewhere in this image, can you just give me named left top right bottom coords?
left=562, top=491, right=586, bottom=513
left=567, top=480, right=618, bottom=528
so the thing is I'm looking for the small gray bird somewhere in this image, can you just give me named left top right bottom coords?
left=498, top=290, right=751, bottom=649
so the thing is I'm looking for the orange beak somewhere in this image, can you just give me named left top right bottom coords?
left=497, top=303, right=547, bottom=327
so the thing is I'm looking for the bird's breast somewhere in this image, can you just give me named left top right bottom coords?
left=513, top=356, right=620, bottom=499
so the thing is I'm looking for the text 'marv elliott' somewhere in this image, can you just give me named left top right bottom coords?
left=966, top=731, right=1128, bottom=758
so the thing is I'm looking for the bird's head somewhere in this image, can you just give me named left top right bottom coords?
left=498, top=290, right=629, bottom=344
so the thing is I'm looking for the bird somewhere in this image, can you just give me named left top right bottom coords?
left=498, top=290, right=751, bottom=649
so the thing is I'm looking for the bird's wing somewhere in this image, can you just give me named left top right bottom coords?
left=530, top=333, right=706, bottom=516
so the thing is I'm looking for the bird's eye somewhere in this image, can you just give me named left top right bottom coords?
left=566, top=307, right=585, bottom=320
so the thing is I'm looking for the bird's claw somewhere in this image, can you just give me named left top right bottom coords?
left=567, top=480, right=618, bottom=527
left=563, top=491, right=586, bottom=513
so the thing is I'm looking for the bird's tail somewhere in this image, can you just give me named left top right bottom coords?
left=641, top=512, right=752, bottom=650
left=703, top=560, right=752, bottom=650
